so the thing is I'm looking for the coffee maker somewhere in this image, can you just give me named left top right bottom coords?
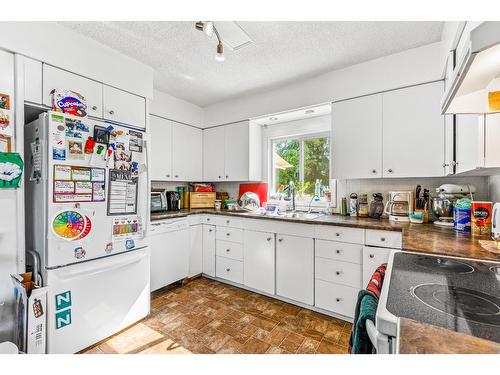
left=166, top=191, right=181, bottom=211
left=384, top=191, right=413, bottom=222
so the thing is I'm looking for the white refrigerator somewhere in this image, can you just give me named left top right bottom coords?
left=25, top=111, right=150, bottom=354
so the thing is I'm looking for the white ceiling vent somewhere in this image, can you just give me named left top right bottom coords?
left=215, top=22, right=253, bottom=51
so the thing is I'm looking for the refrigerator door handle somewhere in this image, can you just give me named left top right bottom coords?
left=55, top=251, right=147, bottom=281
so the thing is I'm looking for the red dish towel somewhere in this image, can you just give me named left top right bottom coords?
left=366, top=263, right=387, bottom=299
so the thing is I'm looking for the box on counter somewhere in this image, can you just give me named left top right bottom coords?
left=11, top=272, right=47, bottom=354
left=471, top=201, right=492, bottom=236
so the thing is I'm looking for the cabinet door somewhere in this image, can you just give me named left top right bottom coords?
left=382, top=82, right=444, bottom=178
left=24, top=57, right=42, bottom=104
left=202, top=224, right=216, bottom=276
left=332, top=94, right=383, bottom=179
left=203, top=126, right=225, bottom=181
left=189, top=224, right=203, bottom=277
left=103, top=85, right=146, bottom=129
left=276, top=234, right=314, bottom=305
left=362, top=246, right=393, bottom=287
left=224, top=122, right=249, bottom=181
left=43, top=64, right=103, bottom=118
left=172, top=122, right=202, bottom=181
left=243, top=230, right=275, bottom=295
left=456, top=114, right=482, bottom=173
left=484, top=113, right=500, bottom=168
left=149, top=116, right=172, bottom=181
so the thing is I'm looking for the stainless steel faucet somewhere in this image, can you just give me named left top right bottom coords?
left=287, top=181, right=296, bottom=211
left=308, top=195, right=320, bottom=213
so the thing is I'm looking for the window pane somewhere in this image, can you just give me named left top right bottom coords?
left=273, top=139, right=300, bottom=193
left=303, top=137, right=330, bottom=196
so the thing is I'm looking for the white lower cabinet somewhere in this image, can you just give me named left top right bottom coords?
left=362, top=246, right=394, bottom=287
left=216, top=256, right=243, bottom=284
left=188, top=224, right=203, bottom=278
left=315, top=280, right=359, bottom=318
left=243, top=230, right=275, bottom=295
left=202, top=224, right=216, bottom=277
left=276, top=234, right=314, bottom=305
left=315, top=258, right=362, bottom=288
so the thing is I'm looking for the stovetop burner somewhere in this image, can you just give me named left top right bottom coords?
left=413, top=255, right=475, bottom=274
left=411, top=284, right=500, bottom=326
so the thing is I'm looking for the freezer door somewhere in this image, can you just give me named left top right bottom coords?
left=45, top=112, right=149, bottom=268
left=46, top=249, right=150, bottom=354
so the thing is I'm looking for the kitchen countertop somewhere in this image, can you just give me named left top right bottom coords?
left=398, top=318, right=500, bottom=354
left=151, top=209, right=500, bottom=262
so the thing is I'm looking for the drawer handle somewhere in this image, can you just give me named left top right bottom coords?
left=218, top=176, right=222, bottom=179
left=226, top=220, right=230, bottom=224
left=175, top=174, right=179, bottom=178
left=226, top=175, right=229, bottom=179
left=278, top=238, right=283, bottom=242
left=336, top=298, right=343, bottom=302
left=226, top=249, right=230, bottom=253
left=207, top=218, right=211, bottom=221
left=226, top=268, right=230, bottom=272
left=369, top=254, right=375, bottom=259
left=267, top=237, right=272, bottom=241
left=372, top=169, right=376, bottom=174
left=336, top=249, right=342, bottom=254
left=335, top=271, right=342, bottom=276
left=91, top=105, right=97, bottom=111
left=388, top=169, right=393, bottom=173
left=380, top=237, right=386, bottom=242
left=226, top=233, right=230, bottom=236
left=109, top=110, right=115, bottom=115
left=166, top=174, right=170, bottom=177
left=209, top=229, right=213, bottom=233
left=335, top=232, right=341, bottom=237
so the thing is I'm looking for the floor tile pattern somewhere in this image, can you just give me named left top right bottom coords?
left=82, top=277, right=352, bottom=354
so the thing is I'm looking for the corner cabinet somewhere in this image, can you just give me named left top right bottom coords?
left=332, top=81, right=445, bottom=179
left=150, top=115, right=203, bottom=182
left=203, top=121, right=262, bottom=182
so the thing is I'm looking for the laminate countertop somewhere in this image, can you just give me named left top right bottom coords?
left=398, top=318, right=500, bottom=354
left=151, top=209, right=500, bottom=262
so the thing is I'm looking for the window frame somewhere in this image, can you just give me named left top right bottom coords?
left=269, top=131, right=332, bottom=208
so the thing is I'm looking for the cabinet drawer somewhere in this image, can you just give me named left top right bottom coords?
left=315, top=239, right=362, bottom=264
left=315, top=258, right=362, bottom=288
left=315, top=225, right=364, bottom=244
left=216, top=256, right=243, bottom=284
left=216, top=226, right=243, bottom=243
left=365, top=229, right=402, bottom=249
left=216, top=240, right=243, bottom=261
left=315, top=280, right=358, bottom=318
left=203, top=215, right=216, bottom=225
left=362, top=246, right=393, bottom=287
left=215, top=216, right=243, bottom=228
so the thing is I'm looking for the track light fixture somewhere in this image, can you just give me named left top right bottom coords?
left=196, top=21, right=225, bottom=62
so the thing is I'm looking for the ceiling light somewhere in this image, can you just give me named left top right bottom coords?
left=269, top=117, right=278, bottom=121
left=305, top=109, right=315, bottom=114
left=195, top=21, right=225, bottom=62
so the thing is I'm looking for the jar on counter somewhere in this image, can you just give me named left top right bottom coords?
left=358, top=194, right=369, bottom=217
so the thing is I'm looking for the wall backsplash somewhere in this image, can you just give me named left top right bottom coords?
left=488, top=174, right=500, bottom=203
left=334, top=175, right=489, bottom=213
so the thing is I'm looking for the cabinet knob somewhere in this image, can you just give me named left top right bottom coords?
left=207, top=218, right=211, bottom=222
left=380, top=237, right=386, bottom=242
left=174, top=174, right=179, bottom=178
left=226, top=248, right=230, bottom=252
left=336, top=250, right=341, bottom=254
left=109, top=110, right=115, bottom=115
left=443, top=163, right=449, bottom=167
left=166, top=174, right=170, bottom=177
left=226, top=268, right=230, bottom=272
left=226, top=175, right=229, bottom=179
left=336, top=298, right=342, bottom=302
left=335, top=271, right=341, bottom=276
left=369, top=254, right=375, bottom=258
left=267, top=237, right=272, bottom=241
left=226, top=233, right=230, bottom=236
left=388, top=169, right=393, bottom=173
left=226, top=220, right=230, bottom=224
left=278, top=238, right=283, bottom=242
left=372, top=169, right=376, bottom=174
left=91, top=105, right=97, bottom=111
left=335, top=232, right=341, bottom=237
left=209, top=229, right=213, bottom=232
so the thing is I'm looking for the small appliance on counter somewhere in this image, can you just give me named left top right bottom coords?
left=238, top=192, right=260, bottom=211
left=368, top=193, right=384, bottom=219
left=384, top=191, right=412, bottom=222
left=150, top=189, right=167, bottom=213
left=166, top=191, right=181, bottom=211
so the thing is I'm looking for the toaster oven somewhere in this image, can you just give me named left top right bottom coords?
left=150, top=191, right=167, bottom=212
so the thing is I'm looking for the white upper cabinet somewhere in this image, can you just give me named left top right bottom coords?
left=24, top=57, right=42, bottom=104
left=43, top=64, right=103, bottom=118
left=455, top=114, right=482, bottom=174
left=332, top=94, right=383, bottom=179
left=103, top=85, right=146, bottom=129
left=172, top=121, right=203, bottom=181
left=382, top=81, right=445, bottom=178
left=203, top=121, right=262, bottom=182
left=203, top=126, right=226, bottom=181
left=484, top=113, right=500, bottom=168
left=150, top=116, right=173, bottom=181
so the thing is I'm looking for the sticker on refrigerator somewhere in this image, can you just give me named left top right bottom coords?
left=75, top=181, right=93, bottom=194
left=0, top=93, right=10, bottom=110
left=30, top=141, right=43, bottom=181
left=0, top=108, right=13, bottom=136
left=54, top=165, right=72, bottom=180
left=54, top=290, right=72, bottom=330
left=112, top=216, right=143, bottom=240
left=52, top=90, right=87, bottom=117
left=129, top=130, right=143, bottom=152
left=66, top=138, right=84, bottom=160
left=54, top=180, right=75, bottom=194
left=114, top=143, right=132, bottom=171
left=71, top=166, right=91, bottom=181
left=107, top=169, right=138, bottom=215
left=53, top=165, right=106, bottom=202
left=51, top=210, right=91, bottom=240
left=74, top=246, right=86, bottom=259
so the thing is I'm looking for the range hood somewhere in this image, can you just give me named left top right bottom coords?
left=442, top=22, right=500, bottom=114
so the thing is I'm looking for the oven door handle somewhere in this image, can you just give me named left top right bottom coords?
left=366, top=319, right=391, bottom=354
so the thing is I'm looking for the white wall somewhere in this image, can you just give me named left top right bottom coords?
left=204, top=42, right=444, bottom=126
left=0, top=22, right=154, bottom=98
left=149, top=89, right=204, bottom=128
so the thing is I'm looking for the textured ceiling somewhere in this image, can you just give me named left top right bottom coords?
left=59, top=21, right=444, bottom=107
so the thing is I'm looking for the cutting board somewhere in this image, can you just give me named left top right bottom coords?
left=239, top=183, right=268, bottom=207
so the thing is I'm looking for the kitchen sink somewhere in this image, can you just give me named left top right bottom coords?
left=282, top=212, right=324, bottom=220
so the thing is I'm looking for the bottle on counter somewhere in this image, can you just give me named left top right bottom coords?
left=349, top=193, right=358, bottom=217
left=340, top=197, right=348, bottom=216
left=358, top=194, right=369, bottom=217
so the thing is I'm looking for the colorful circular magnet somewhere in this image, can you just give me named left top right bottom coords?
left=51, top=210, right=87, bottom=241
